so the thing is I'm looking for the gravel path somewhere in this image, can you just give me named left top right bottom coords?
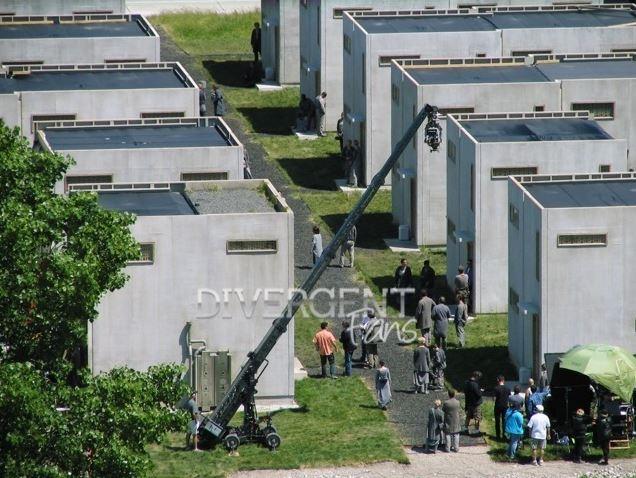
left=189, top=188, right=274, bottom=214
left=230, top=445, right=636, bottom=478
left=159, top=28, right=480, bottom=448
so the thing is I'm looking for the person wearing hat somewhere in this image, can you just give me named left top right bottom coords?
left=527, top=404, right=550, bottom=466
left=596, top=410, right=612, bottom=465
left=412, top=336, right=430, bottom=394
left=571, top=408, right=592, bottom=463
left=185, top=391, right=201, bottom=451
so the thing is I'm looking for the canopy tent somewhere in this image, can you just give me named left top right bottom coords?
left=560, top=344, right=636, bottom=402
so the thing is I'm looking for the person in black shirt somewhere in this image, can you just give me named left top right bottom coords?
left=571, top=408, right=592, bottom=463
left=493, top=375, right=511, bottom=441
left=420, top=259, right=436, bottom=291
left=250, top=22, right=261, bottom=63
left=596, top=410, right=612, bottom=465
left=464, top=371, right=483, bottom=434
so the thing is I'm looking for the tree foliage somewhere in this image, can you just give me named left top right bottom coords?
left=0, top=124, right=139, bottom=373
left=0, top=363, right=189, bottom=478
left=0, top=123, right=190, bottom=477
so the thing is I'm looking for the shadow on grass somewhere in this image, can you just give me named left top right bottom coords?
left=203, top=59, right=255, bottom=88
left=319, top=212, right=397, bottom=250
left=236, top=106, right=297, bottom=135
left=445, top=345, right=516, bottom=392
left=277, top=154, right=341, bottom=190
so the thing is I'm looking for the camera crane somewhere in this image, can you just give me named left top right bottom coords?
left=199, top=104, right=442, bottom=452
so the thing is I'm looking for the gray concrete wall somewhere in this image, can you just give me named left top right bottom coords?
left=262, top=0, right=299, bottom=84
left=354, top=17, right=636, bottom=186
left=541, top=206, right=636, bottom=366
left=392, top=72, right=561, bottom=245
left=445, top=118, right=475, bottom=308
left=0, top=0, right=125, bottom=14
left=10, top=83, right=198, bottom=143
left=0, top=19, right=160, bottom=64
left=347, top=27, right=502, bottom=185
left=510, top=180, right=636, bottom=373
left=91, top=180, right=295, bottom=401
left=508, top=179, right=543, bottom=372
left=560, top=78, right=636, bottom=169
left=501, top=26, right=636, bottom=57
left=393, top=62, right=636, bottom=246
left=302, top=0, right=446, bottom=131
left=51, top=144, right=244, bottom=193
left=447, top=118, right=628, bottom=313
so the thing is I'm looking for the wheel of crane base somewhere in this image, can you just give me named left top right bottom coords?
left=224, top=433, right=240, bottom=452
left=262, top=425, right=277, bottom=436
left=265, top=432, right=281, bottom=450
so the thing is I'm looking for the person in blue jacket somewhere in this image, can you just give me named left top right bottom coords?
left=505, top=405, right=524, bottom=460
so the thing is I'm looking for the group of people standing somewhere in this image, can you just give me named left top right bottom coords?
left=296, top=92, right=328, bottom=136
left=311, top=224, right=357, bottom=268
left=312, top=312, right=392, bottom=410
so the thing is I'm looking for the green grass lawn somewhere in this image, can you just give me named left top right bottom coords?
left=152, top=11, right=259, bottom=57
left=148, top=378, right=407, bottom=478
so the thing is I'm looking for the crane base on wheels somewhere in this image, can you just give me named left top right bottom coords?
left=199, top=359, right=282, bottom=452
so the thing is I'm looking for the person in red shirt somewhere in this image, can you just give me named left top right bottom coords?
left=313, top=321, right=338, bottom=379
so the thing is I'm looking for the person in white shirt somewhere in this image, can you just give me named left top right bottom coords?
left=527, top=404, right=550, bottom=466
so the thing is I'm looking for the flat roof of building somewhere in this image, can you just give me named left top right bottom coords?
left=357, top=8, right=636, bottom=34
left=44, top=124, right=231, bottom=150
left=98, top=190, right=197, bottom=216
left=0, top=68, right=188, bottom=93
left=0, top=17, right=150, bottom=39
left=408, top=58, right=636, bottom=85
left=409, top=64, right=548, bottom=85
left=97, top=186, right=277, bottom=216
left=461, top=118, right=612, bottom=143
left=523, top=180, right=636, bottom=208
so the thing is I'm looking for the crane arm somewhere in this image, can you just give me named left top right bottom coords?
left=200, top=104, right=441, bottom=441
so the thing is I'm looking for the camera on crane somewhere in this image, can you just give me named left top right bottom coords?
left=424, top=108, right=442, bottom=152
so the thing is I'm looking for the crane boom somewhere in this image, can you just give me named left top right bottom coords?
left=199, top=104, right=441, bottom=446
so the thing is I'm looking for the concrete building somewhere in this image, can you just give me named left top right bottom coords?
left=0, top=62, right=199, bottom=142
left=508, top=173, right=636, bottom=377
left=345, top=4, right=636, bottom=186
left=300, top=0, right=448, bottom=131
left=80, top=179, right=295, bottom=404
left=0, top=0, right=125, bottom=14
left=446, top=112, right=628, bottom=314
left=0, top=14, right=159, bottom=65
left=391, top=52, right=636, bottom=246
left=261, top=0, right=299, bottom=85
left=34, top=117, right=244, bottom=193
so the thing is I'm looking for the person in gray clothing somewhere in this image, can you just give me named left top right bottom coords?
left=339, top=224, right=357, bottom=267
left=455, top=294, right=468, bottom=347
left=430, top=343, right=446, bottom=390
left=311, top=225, right=323, bottom=265
left=198, top=82, right=207, bottom=115
left=432, top=296, right=451, bottom=350
left=415, top=289, right=435, bottom=342
left=412, top=337, right=431, bottom=394
left=454, top=265, right=470, bottom=305
left=211, top=84, right=225, bottom=116
left=315, top=91, right=327, bottom=136
left=426, top=399, right=445, bottom=453
left=443, top=389, right=462, bottom=452
left=508, top=385, right=525, bottom=412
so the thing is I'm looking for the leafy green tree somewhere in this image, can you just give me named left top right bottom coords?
left=0, top=123, right=139, bottom=374
left=0, top=362, right=189, bottom=478
left=0, top=123, right=190, bottom=477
